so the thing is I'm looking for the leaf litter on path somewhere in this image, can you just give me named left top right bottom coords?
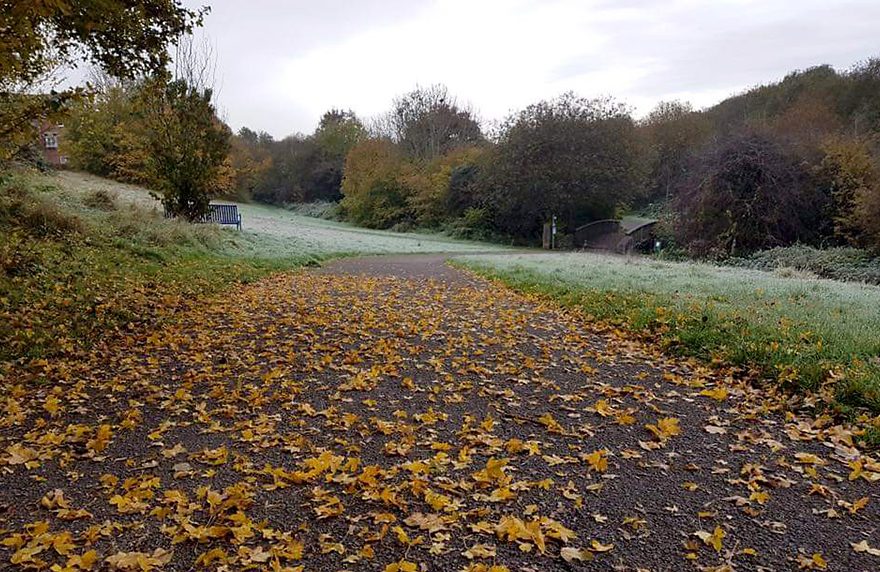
left=0, top=254, right=878, bottom=571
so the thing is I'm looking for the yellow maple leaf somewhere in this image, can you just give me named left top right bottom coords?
left=561, top=546, right=594, bottom=562
left=851, top=540, right=880, bottom=556
left=590, top=539, right=614, bottom=552
left=592, top=400, right=614, bottom=417
left=87, top=425, right=113, bottom=455
left=694, top=526, right=725, bottom=552
left=384, top=560, right=417, bottom=572
left=488, top=486, right=516, bottom=502
left=538, top=412, right=564, bottom=433
left=645, top=417, right=681, bottom=442
left=473, top=457, right=509, bottom=484
left=583, top=449, right=608, bottom=473
left=43, top=395, right=61, bottom=417
left=848, top=497, right=869, bottom=514
left=462, top=543, right=497, bottom=559
left=699, top=387, right=728, bottom=401
left=105, top=548, right=173, bottom=571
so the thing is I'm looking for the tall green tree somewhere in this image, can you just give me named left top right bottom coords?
left=480, top=93, right=646, bottom=241
left=143, top=77, right=231, bottom=220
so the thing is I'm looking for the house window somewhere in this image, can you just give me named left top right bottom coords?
left=44, top=132, right=58, bottom=149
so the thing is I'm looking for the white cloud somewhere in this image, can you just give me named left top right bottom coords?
left=194, top=0, right=880, bottom=137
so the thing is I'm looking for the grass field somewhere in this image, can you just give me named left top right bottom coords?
left=0, top=170, right=502, bottom=363
left=48, top=171, right=502, bottom=257
left=456, top=251, right=880, bottom=413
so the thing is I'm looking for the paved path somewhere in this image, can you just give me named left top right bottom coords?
left=1, top=255, right=878, bottom=571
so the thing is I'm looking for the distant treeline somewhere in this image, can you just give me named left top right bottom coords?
left=65, top=60, right=880, bottom=255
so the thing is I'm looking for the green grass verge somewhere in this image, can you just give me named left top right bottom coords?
left=454, top=252, right=880, bottom=415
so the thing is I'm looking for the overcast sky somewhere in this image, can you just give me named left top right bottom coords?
left=184, top=0, right=880, bottom=139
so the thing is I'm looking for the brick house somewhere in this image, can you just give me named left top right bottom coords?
left=36, top=120, right=67, bottom=166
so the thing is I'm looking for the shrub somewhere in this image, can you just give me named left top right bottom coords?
left=446, top=207, right=494, bottom=241
left=286, top=201, right=341, bottom=220
left=83, top=189, right=118, bottom=211
left=674, top=132, right=825, bottom=257
left=732, top=245, right=880, bottom=284
left=348, top=179, right=411, bottom=229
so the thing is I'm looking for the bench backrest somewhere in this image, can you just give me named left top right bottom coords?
left=206, top=204, right=239, bottom=224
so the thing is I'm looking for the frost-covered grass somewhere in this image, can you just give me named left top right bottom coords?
left=46, top=171, right=505, bottom=258
left=456, top=251, right=880, bottom=413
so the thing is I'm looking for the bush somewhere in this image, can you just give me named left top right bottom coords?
left=445, top=207, right=494, bottom=240
left=348, top=179, right=411, bottom=229
left=732, top=245, right=880, bottom=284
left=83, top=189, right=118, bottom=211
left=674, top=132, right=825, bottom=257
left=286, top=201, right=341, bottom=220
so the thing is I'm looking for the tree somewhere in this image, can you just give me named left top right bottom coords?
left=314, top=109, right=367, bottom=158
left=704, top=65, right=845, bottom=137
left=226, top=127, right=273, bottom=201
left=248, top=134, right=310, bottom=204
left=766, top=93, right=841, bottom=154
left=0, top=0, right=205, bottom=160
left=230, top=111, right=366, bottom=205
left=641, top=101, right=709, bottom=202
left=674, top=132, right=825, bottom=256
left=303, top=109, right=367, bottom=202
left=816, top=137, right=880, bottom=246
left=842, top=58, right=880, bottom=135
left=447, top=163, right=483, bottom=217
left=403, top=146, right=486, bottom=227
left=340, top=139, right=411, bottom=228
left=480, top=93, right=646, bottom=241
left=65, top=74, right=152, bottom=184
left=142, top=77, right=231, bottom=220
left=378, top=85, right=484, bottom=161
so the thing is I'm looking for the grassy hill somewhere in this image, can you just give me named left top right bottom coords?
left=0, top=170, right=503, bottom=364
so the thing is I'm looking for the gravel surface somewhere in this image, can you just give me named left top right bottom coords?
left=1, top=254, right=878, bottom=572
